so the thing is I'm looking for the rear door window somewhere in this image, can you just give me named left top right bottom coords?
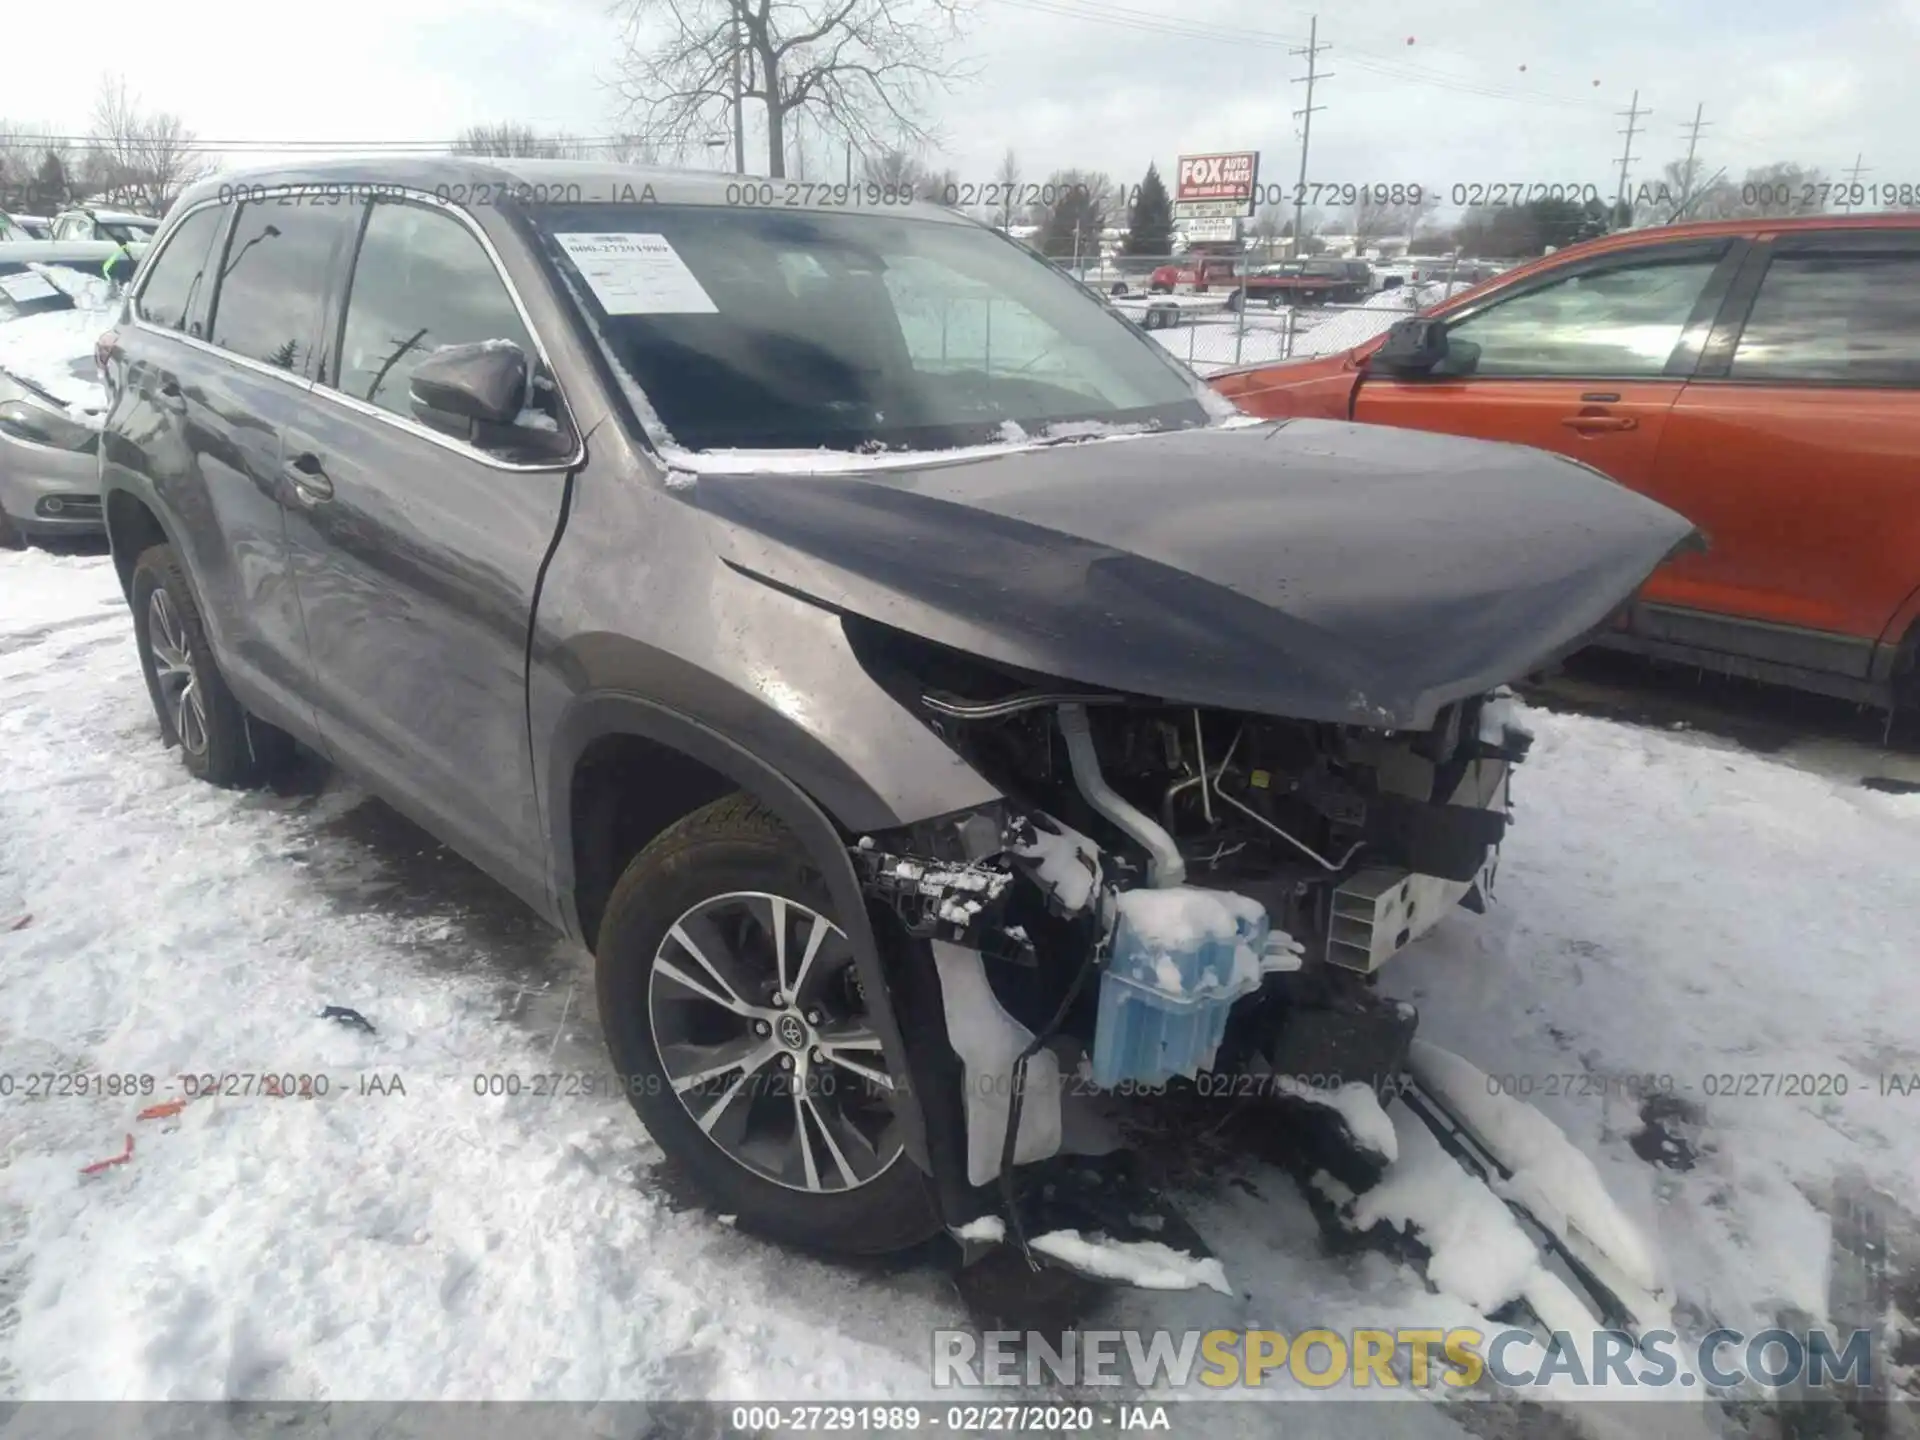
left=208, top=201, right=356, bottom=376
left=136, top=207, right=227, bottom=336
left=333, top=199, right=535, bottom=419
left=1730, top=249, right=1920, bottom=385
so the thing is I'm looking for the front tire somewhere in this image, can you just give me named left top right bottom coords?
left=595, top=794, right=939, bottom=1254
left=130, top=543, right=294, bottom=787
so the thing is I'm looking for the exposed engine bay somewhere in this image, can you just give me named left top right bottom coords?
left=850, top=618, right=1534, bottom=1024
left=841, top=625, right=1670, bottom=1338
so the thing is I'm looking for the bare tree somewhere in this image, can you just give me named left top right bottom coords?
left=1291, top=206, right=1326, bottom=257
left=603, top=133, right=662, bottom=165
left=1248, top=205, right=1287, bottom=261
left=611, top=0, right=972, bottom=178
left=993, top=148, right=1021, bottom=231
left=920, top=165, right=960, bottom=207
left=451, top=123, right=592, bottom=159
left=1687, top=161, right=1829, bottom=220
left=1638, top=156, right=1716, bottom=225
left=1342, top=191, right=1436, bottom=255
left=86, top=76, right=216, bottom=214
left=861, top=146, right=925, bottom=192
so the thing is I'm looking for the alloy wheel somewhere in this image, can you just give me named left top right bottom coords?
left=647, top=891, right=903, bottom=1194
left=146, top=587, right=208, bottom=756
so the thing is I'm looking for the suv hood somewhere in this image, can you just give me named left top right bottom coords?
left=690, top=420, right=1696, bottom=728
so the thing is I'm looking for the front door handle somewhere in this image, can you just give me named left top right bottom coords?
left=1560, top=414, right=1638, bottom=433
left=283, top=453, right=333, bottom=505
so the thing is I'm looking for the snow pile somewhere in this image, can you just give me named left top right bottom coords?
left=1407, top=1040, right=1661, bottom=1295
left=1478, top=686, right=1535, bottom=747
left=1029, top=1230, right=1233, bottom=1295
left=1345, top=1111, right=1600, bottom=1339
left=1270, top=1078, right=1399, bottom=1164
left=953, top=1215, right=1006, bottom=1244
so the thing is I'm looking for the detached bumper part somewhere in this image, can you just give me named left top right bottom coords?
left=930, top=939, right=1064, bottom=1187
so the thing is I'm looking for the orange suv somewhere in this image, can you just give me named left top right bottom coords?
left=1213, top=215, right=1920, bottom=712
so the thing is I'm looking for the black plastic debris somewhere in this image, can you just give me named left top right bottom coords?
left=319, top=1005, right=376, bottom=1033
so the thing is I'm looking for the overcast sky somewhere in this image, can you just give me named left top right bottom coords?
left=9, top=0, right=1916, bottom=213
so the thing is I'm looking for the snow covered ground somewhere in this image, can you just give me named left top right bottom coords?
left=1139, top=282, right=1477, bottom=374
left=3, top=545, right=1918, bottom=1434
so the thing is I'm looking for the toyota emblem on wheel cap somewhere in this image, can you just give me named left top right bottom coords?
left=777, top=1014, right=807, bottom=1050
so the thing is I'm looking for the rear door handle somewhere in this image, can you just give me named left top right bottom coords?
left=153, top=378, right=186, bottom=414
left=1560, top=414, right=1638, bottom=433
left=283, top=452, right=333, bottom=505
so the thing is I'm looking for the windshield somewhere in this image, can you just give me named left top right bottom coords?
left=532, top=203, right=1209, bottom=452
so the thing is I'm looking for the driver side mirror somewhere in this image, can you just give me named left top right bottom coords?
left=409, top=340, right=571, bottom=457
left=411, top=341, right=528, bottom=428
left=1370, top=316, right=1451, bottom=375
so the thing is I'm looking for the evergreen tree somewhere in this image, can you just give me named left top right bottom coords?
left=29, top=153, right=69, bottom=212
left=1122, top=163, right=1174, bottom=257
left=1035, top=172, right=1111, bottom=262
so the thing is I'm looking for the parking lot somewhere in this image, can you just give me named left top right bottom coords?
left=5, top=538, right=1917, bottom=1432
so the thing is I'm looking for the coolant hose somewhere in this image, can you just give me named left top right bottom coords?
left=1056, top=703, right=1186, bottom=888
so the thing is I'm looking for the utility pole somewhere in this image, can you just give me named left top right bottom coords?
left=1289, top=15, right=1331, bottom=260
left=731, top=2, right=746, bottom=175
left=1677, top=102, right=1711, bottom=216
left=1842, top=152, right=1870, bottom=212
left=1614, top=89, right=1647, bottom=223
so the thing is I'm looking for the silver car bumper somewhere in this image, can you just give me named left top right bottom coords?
left=0, top=429, right=102, bottom=535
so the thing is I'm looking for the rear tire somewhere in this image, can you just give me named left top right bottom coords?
left=130, top=543, right=295, bottom=787
left=595, top=794, right=940, bottom=1255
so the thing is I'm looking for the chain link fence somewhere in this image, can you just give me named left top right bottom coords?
left=1113, top=282, right=1477, bottom=375
left=1062, top=254, right=1485, bottom=376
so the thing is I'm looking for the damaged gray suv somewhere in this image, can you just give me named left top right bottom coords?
left=98, top=159, right=1694, bottom=1331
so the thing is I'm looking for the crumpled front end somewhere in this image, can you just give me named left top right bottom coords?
left=846, top=638, right=1665, bottom=1336
left=844, top=613, right=1534, bottom=1158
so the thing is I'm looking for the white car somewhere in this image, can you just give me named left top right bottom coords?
left=50, top=207, right=161, bottom=244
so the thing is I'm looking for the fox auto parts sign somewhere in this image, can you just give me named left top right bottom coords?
left=1175, top=152, right=1259, bottom=218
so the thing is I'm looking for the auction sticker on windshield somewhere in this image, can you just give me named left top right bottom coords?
left=553, top=232, right=718, bottom=315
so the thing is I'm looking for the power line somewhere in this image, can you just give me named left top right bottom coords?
left=1614, top=89, right=1647, bottom=215
left=1677, top=102, right=1711, bottom=212
left=986, top=0, right=1613, bottom=110
left=1290, top=14, right=1330, bottom=256
left=1841, top=151, right=1870, bottom=212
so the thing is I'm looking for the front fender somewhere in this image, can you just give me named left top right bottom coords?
left=544, top=688, right=942, bottom=1174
